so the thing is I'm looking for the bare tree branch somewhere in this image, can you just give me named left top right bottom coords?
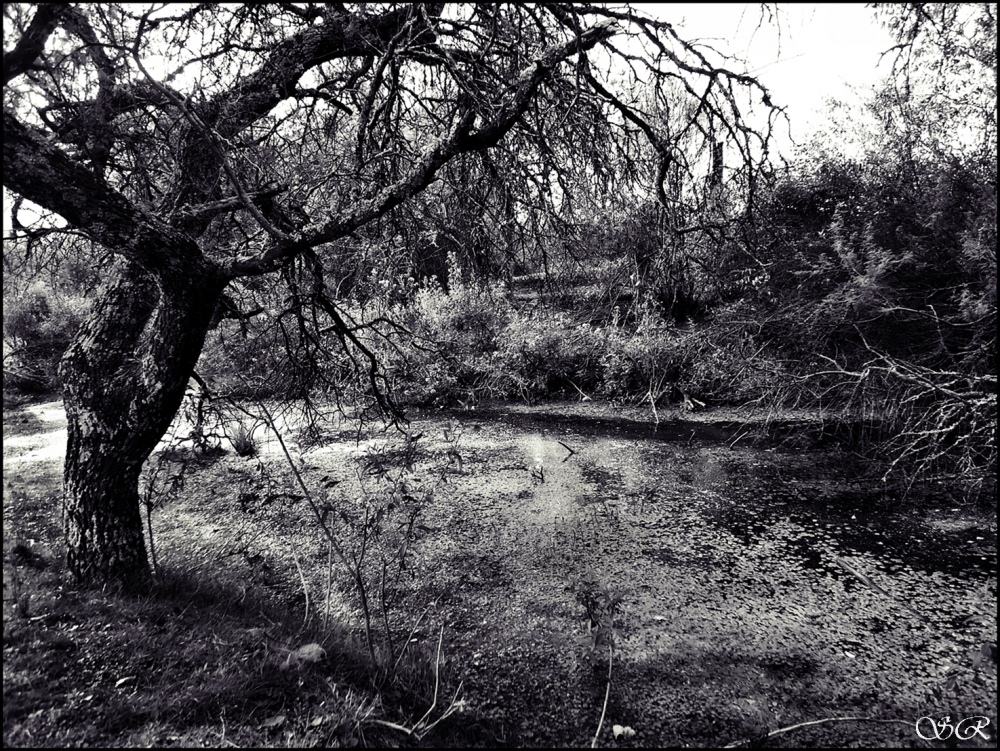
left=2, top=3, right=68, bottom=85
left=225, top=19, right=619, bottom=277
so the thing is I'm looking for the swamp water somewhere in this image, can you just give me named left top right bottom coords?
left=378, top=403, right=997, bottom=746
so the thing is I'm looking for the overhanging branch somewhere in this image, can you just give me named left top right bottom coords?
left=2, top=4, right=69, bottom=85
left=225, top=19, right=619, bottom=277
left=3, top=111, right=207, bottom=275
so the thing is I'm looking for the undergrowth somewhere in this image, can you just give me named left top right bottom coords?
left=355, top=254, right=785, bottom=412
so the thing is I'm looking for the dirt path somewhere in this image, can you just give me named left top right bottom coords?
left=3, top=401, right=67, bottom=464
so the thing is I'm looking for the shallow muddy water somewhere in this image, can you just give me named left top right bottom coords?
left=383, top=402, right=996, bottom=746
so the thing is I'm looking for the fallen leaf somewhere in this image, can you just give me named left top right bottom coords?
left=262, top=714, right=286, bottom=729
left=283, top=642, right=327, bottom=668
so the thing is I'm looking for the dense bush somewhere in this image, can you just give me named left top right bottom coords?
left=747, top=123, right=996, bottom=494
left=374, top=255, right=509, bottom=405
left=181, top=72, right=994, bottom=501
left=494, top=309, right=606, bottom=399
left=353, top=264, right=785, bottom=409
left=597, top=306, right=786, bottom=406
left=599, top=315, right=678, bottom=398
left=755, top=139, right=996, bottom=382
left=3, top=283, right=90, bottom=393
left=402, top=259, right=511, bottom=355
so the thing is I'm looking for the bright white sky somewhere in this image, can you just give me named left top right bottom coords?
left=658, top=3, right=898, bottom=155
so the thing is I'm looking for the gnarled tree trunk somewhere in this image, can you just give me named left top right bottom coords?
left=59, top=256, right=226, bottom=586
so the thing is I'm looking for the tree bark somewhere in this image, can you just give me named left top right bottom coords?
left=59, top=255, right=227, bottom=587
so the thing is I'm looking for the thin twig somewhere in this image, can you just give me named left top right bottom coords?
left=415, top=626, right=445, bottom=730
left=569, top=379, right=592, bottom=401
left=592, top=646, right=613, bottom=748
left=557, top=440, right=576, bottom=462
left=288, top=542, right=311, bottom=629
left=370, top=623, right=464, bottom=741
left=835, top=557, right=930, bottom=623
left=723, top=716, right=913, bottom=747
left=392, top=597, right=440, bottom=674
left=378, top=559, right=396, bottom=659
left=324, top=537, right=334, bottom=630
left=418, top=681, right=465, bottom=738
left=369, top=718, right=413, bottom=735
left=246, top=391, right=352, bottom=573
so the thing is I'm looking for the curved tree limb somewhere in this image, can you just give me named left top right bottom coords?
left=225, top=19, right=619, bottom=277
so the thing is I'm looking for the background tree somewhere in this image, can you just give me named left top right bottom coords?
left=3, top=3, right=779, bottom=588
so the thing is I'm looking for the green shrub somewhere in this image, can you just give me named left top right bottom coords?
left=379, top=255, right=511, bottom=406
left=600, top=316, right=679, bottom=399
left=599, top=308, right=786, bottom=406
left=671, top=317, right=785, bottom=405
left=756, top=152, right=996, bottom=377
left=401, top=255, right=510, bottom=352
